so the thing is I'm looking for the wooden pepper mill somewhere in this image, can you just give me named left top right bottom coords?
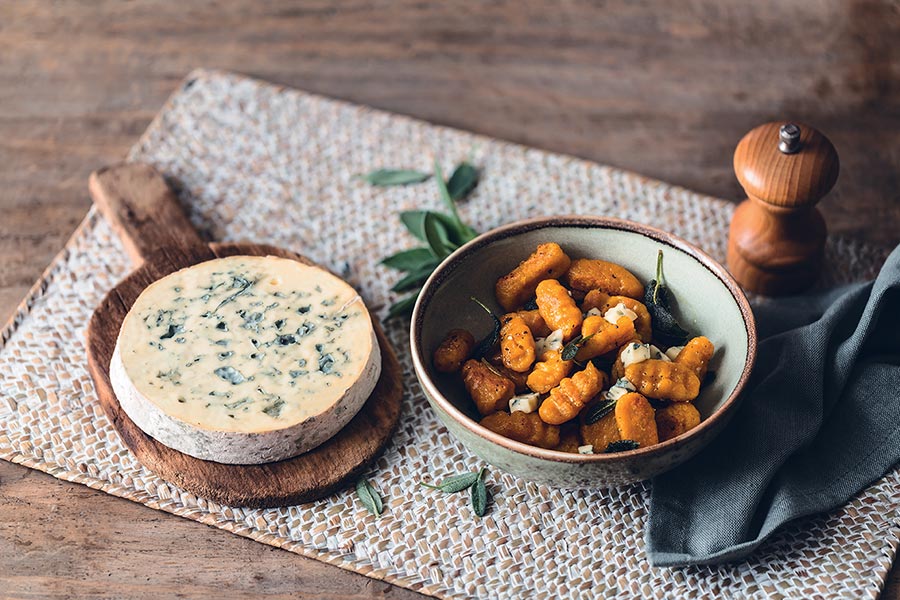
left=727, top=122, right=839, bottom=295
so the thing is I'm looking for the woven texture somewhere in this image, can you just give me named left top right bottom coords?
left=1, top=69, right=898, bottom=599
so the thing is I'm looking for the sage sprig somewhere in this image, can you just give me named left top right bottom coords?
left=371, top=159, right=481, bottom=318
left=356, top=478, right=384, bottom=517
left=420, top=467, right=490, bottom=518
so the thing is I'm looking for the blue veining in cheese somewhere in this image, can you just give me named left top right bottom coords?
left=111, top=255, right=380, bottom=464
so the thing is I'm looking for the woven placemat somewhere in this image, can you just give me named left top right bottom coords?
left=2, top=69, right=898, bottom=599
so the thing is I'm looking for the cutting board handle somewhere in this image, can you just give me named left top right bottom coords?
left=89, top=163, right=205, bottom=265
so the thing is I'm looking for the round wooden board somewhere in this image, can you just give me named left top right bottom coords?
left=86, top=241, right=402, bottom=508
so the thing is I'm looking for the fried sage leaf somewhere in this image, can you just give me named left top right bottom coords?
left=604, top=440, right=640, bottom=453
left=470, top=297, right=502, bottom=359
left=644, top=250, right=690, bottom=346
left=363, top=168, right=431, bottom=186
left=584, top=395, right=618, bottom=424
left=560, top=333, right=596, bottom=361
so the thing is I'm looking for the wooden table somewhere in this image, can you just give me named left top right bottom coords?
left=2, top=2, right=898, bottom=597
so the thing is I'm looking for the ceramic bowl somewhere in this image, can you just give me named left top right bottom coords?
left=410, top=216, right=756, bottom=488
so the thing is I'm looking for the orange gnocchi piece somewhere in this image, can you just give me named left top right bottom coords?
left=433, top=328, right=475, bottom=373
left=539, top=362, right=606, bottom=425
left=526, top=349, right=574, bottom=394
left=564, top=258, right=644, bottom=298
left=675, top=336, right=715, bottom=381
left=598, top=296, right=652, bottom=342
left=480, top=411, right=560, bottom=449
left=487, top=353, right=530, bottom=393
left=575, top=315, right=637, bottom=361
left=505, top=309, right=552, bottom=338
left=581, top=289, right=611, bottom=313
left=624, top=359, right=700, bottom=402
left=499, top=315, right=537, bottom=373
left=614, top=392, right=659, bottom=448
left=535, top=279, right=582, bottom=341
left=655, top=402, right=701, bottom=442
left=495, top=242, right=572, bottom=312
left=461, top=359, right=516, bottom=416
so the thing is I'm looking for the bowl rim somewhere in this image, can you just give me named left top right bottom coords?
left=409, top=215, right=757, bottom=463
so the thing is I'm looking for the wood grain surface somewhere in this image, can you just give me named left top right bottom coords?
left=1, top=1, right=899, bottom=598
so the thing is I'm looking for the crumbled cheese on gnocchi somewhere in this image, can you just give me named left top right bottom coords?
left=534, top=328, right=565, bottom=356
left=602, top=377, right=636, bottom=402
left=604, top=302, right=638, bottom=325
left=585, top=307, right=604, bottom=318
left=509, top=392, right=541, bottom=414
left=665, top=345, right=684, bottom=361
left=578, top=444, right=594, bottom=454
left=620, top=342, right=651, bottom=367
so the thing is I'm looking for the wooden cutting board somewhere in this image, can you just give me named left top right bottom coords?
left=85, top=163, right=402, bottom=508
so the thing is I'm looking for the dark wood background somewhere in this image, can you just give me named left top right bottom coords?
left=2, top=1, right=898, bottom=598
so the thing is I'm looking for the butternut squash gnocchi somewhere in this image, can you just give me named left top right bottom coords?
left=433, top=244, right=716, bottom=453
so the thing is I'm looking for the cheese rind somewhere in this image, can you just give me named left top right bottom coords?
left=111, top=255, right=381, bottom=464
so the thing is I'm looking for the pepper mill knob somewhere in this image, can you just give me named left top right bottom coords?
left=727, top=121, right=839, bottom=295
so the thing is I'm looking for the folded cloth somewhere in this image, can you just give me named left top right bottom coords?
left=646, top=244, right=900, bottom=567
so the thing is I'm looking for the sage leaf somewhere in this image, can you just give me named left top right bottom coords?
left=423, top=212, right=455, bottom=258
left=585, top=396, right=618, bottom=424
left=446, top=162, right=479, bottom=201
left=434, top=160, right=478, bottom=242
left=390, top=263, right=439, bottom=293
left=420, top=471, right=480, bottom=493
left=470, top=469, right=488, bottom=517
left=645, top=250, right=690, bottom=346
left=400, top=210, right=429, bottom=242
left=386, top=292, right=419, bottom=319
left=381, top=247, right=434, bottom=271
left=363, top=168, right=431, bottom=186
left=522, top=298, right=538, bottom=311
left=604, top=440, right=640, bottom=453
left=470, top=297, right=501, bottom=359
left=561, top=333, right=595, bottom=361
left=403, top=210, right=469, bottom=248
left=356, top=478, right=384, bottom=517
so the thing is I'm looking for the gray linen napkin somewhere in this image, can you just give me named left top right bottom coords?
left=646, top=244, right=900, bottom=567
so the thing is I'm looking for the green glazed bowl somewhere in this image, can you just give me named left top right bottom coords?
left=410, top=216, right=756, bottom=488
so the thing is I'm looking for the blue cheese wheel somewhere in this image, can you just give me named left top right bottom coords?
left=110, top=255, right=381, bottom=464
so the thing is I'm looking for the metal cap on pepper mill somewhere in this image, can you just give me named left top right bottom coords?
left=727, top=121, right=840, bottom=295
